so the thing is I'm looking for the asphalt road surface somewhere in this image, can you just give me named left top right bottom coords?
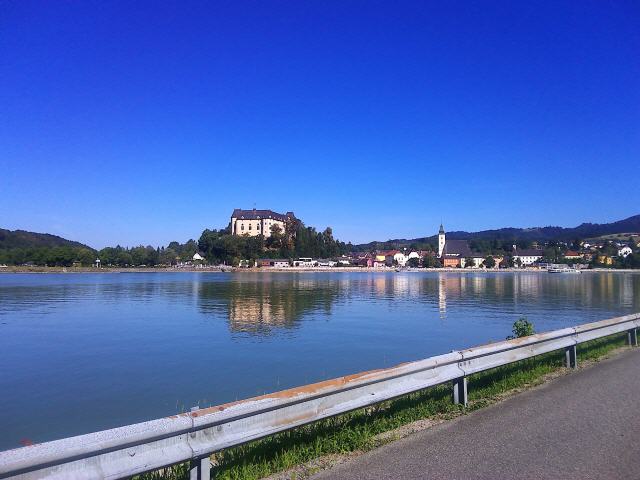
left=312, top=348, right=640, bottom=480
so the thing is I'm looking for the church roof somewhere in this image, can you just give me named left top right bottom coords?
left=439, top=224, right=445, bottom=234
left=442, top=239, right=472, bottom=257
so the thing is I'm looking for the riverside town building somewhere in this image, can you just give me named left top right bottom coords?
left=230, top=208, right=296, bottom=238
left=437, top=224, right=489, bottom=268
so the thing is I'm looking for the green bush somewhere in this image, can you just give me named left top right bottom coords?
left=508, top=317, right=535, bottom=339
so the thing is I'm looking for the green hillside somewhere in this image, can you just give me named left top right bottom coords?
left=0, top=229, right=95, bottom=266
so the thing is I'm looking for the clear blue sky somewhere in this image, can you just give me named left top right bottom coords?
left=2, top=1, right=639, bottom=249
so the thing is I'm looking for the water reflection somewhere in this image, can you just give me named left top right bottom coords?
left=197, top=275, right=342, bottom=334
left=2, top=272, right=638, bottom=326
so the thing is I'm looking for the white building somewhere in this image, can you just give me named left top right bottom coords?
left=512, top=246, right=544, bottom=266
left=293, top=257, right=315, bottom=267
left=393, top=251, right=407, bottom=266
left=618, top=246, right=633, bottom=258
left=258, top=259, right=290, bottom=268
left=407, top=251, right=421, bottom=262
left=230, top=208, right=296, bottom=238
left=316, top=259, right=336, bottom=267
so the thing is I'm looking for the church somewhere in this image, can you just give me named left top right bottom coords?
left=437, top=224, right=487, bottom=268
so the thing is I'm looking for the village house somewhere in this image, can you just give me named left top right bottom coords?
left=352, top=253, right=374, bottom=267
left=563, top=250, right=582, bottom=260
left=293, top=257, right=315, bottom=267
left=406, top=251, right=421, bottom=262
left=230, top=208, right=296, bottom=238
left=512, top=246, right=544, bottom=266
left=618, top=246, right=633, bottom=258
left=257, top=259, right=290, bottom=268
left=316, top=259, right=337, bottom=267
left=336, top=256, right=351, bottom=265
left=405, top=250, right=430, bottom=265
left=358, top=257, right=374, bottom=267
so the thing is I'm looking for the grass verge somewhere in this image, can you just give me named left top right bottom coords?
left=138, top=332, right=629, bottom=480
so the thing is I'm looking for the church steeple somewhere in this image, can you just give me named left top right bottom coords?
left=438, top=223, right=446, bottom=257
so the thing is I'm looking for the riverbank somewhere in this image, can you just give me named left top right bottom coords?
left=1, top=265, right=639, bottom=274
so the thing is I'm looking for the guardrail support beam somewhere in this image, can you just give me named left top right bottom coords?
left=627, top=328, right=638, bottom=347
left=565, top=345, right=577, bottom=369
left=452, top=376, right=467, bottom=406
left=190, top=457, right=210, bottom=480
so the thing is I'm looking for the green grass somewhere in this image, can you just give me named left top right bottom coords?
left=138, top=332, right=629, bottom=480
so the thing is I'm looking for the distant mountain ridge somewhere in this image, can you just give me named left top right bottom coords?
left=3, top=214, right=639, bottom=254
left=0, top=228, right=92, bottom=250
left=355, top=214, right=640, bottom=249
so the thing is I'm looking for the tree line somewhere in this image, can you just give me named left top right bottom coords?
left=0, top=246, right=96, bottom=267
left=0, top=219, right=351, bottom=267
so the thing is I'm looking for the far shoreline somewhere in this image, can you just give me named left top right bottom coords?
left=1, top=266, right=639, bottom=274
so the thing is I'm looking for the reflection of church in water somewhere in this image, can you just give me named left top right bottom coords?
left=436, top=272, right=545, bottom=319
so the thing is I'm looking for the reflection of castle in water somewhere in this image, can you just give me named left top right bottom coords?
left=197, top=276, right=341, bottom=335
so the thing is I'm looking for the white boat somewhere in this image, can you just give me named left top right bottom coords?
left=548, top=267, right=581, bottom=274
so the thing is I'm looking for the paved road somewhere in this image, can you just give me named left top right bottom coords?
left=312, top=348, right=640, bottom=480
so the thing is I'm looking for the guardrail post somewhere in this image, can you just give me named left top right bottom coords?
left=452, top=376, right=467, bottom=406
left=627, top=328, right=638, bottom=347
left=190, top=457, right=210, bottom=480
left=565, top=345, right=577, bottom=369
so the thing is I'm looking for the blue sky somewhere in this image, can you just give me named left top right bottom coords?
left=2, top=1, right=639, bottom=249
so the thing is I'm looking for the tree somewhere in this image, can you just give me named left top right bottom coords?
left=543, top=246, right=560, bottom=262
left=159, top=247, right=177, bottom=265
left=484, top=256, right=496, bottom=268
left=77, top=248, right=96, bottom=266
left=423, top=255, right=441, bottom=268
left=266, top=224, right=284, bottom=250
left=464, top=257, right=474, bottom=268
left=407, top=257, right=420, bottom=268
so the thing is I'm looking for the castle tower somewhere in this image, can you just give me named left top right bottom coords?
left=438, top=224, right=446, bottom=258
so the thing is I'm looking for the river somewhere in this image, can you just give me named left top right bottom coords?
left=0, top=271, right=638, bottom=450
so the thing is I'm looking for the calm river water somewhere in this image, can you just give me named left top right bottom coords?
left=0, top=271, right=638, bottom=450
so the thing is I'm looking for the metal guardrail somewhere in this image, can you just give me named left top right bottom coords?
left=1, top=313, right=638, bottom=479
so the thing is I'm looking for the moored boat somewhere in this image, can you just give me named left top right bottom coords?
left=548, top=267, right=581, bottom=274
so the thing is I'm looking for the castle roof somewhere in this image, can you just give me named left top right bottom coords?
left=231, top=209, right=295, bottom=222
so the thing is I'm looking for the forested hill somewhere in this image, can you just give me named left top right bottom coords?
left=0, top=228, right=91, bottom=250
left=355, top=214, right=640, bottom=250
